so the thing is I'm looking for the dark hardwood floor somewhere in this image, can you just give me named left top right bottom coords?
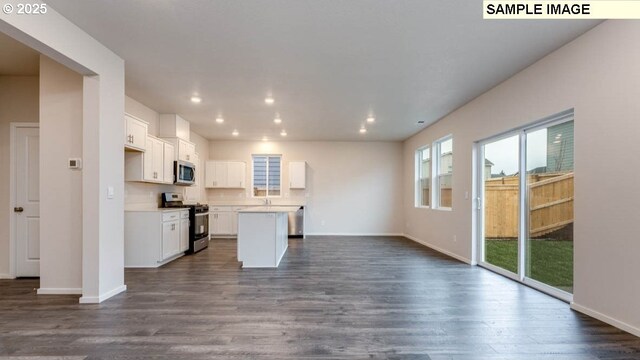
left=1, top=236, right=639, bottom=359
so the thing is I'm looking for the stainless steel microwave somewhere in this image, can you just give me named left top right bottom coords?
left=174, top=160, right=195, bottom=186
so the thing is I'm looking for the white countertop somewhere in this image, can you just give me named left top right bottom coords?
left=125, top=206, right=187, bottom=213
left=239, top=206, right=301, bottom=213
left=208, top=201, right=305, bottom=207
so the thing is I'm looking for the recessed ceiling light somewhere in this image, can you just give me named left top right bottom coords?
left=366, top=116, right=375, bottom=123
left=216, top=117, right=224, bottom=124
left=262, top=136, right=268, bottom=141
left=232, top=130, right=239, bottom=136
left=265, top=96, right=275, bottom=105
left=274, top=115, right=282, bottom=124
left=280, top=130, right=287, bottom=137
left=359, top=127, right=367, bottom=134
left=190, top=96, right=202, bottom=104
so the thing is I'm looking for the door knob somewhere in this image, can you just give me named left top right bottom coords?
left=14, top=207, right=24, bottom=213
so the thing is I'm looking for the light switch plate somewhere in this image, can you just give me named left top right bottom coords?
left=107, top=186, right=115, bottom=199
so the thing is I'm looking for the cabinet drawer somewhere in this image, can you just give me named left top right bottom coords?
left=180, top=211, right=190, bottom=219
left=162, top=212, right=180, bottom=222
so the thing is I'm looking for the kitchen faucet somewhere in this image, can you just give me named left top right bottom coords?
left=263, top=198, right=271, bottom=205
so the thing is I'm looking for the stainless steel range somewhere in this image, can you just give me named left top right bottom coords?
left=161, top=192, right=209, bottom=253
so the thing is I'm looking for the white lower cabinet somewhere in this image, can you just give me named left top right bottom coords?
left=162, top=220, right=180, bottom=260
left=210, top=211, right=233, bottom=236
left=125, top=209, right=189, bottom=267
left=180, top=213, right=190, bottom=252
left=209, top=206, right=246, bottom=237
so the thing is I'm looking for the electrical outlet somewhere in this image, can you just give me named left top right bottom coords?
left=321, top=220, right=326, bottom=226
left=453, top=235, right=457, bottom=242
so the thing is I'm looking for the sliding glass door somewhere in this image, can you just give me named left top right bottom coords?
left=478, top=112, right=574, bottom=300
left=480, top=134, right=520, bottom=276
left=525, top=122, right=574, bottom=294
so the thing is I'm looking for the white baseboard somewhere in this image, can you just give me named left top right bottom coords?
left=37, top=288, right=82, bottom=295
left=0, top=273, right=15, bottom=279
left=304, top=233, right=405, bottom=237
left=402, top=234, right=472, bottom=265
left=571, top=302, right=640, bottom=337
left=79, top=284, right=127, bottom=304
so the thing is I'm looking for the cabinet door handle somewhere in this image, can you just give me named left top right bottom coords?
left=132, top=135, right=134, bottom=143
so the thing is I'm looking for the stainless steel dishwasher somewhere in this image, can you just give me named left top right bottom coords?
left=287, top=206, right=304, bottom=237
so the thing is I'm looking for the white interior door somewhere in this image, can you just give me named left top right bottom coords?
left=14, top=126, right=40, bottom=277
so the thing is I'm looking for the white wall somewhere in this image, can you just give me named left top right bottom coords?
left=208, top=141, right=404, bottom=235
left=1, top=2, right=126, bottom=302
left=124, top=96, right=209, bottom=207
left=38, top=56, right=83, bottom=292
left=403, top=21, right=640, bottom=335
left=0, top=75, right=38, bottom=278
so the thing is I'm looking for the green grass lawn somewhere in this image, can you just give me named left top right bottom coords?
left=485, top=239, right=573, bottom=293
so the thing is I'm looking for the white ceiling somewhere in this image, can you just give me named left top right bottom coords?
left=0, top=32, right=39, bottom=75
left=47, top=1, right=599, bottom=141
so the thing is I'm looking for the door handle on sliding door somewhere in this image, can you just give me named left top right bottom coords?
left=14, top=207, right=24, bottom=213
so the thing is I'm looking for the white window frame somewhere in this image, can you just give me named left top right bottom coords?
left=415, top=146, right=431, bottom=208
left=251, top=154, right=282, bottom=198
left=433, top=135, right=453, bottom=210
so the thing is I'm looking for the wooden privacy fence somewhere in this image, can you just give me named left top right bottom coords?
left=484, top=172, right=574, bottom=239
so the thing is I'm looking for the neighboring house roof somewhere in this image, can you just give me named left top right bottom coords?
left=485, top=159, right=494, bottom=166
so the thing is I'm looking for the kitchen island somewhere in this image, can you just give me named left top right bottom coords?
left=237, top=206, right=300, bottom=268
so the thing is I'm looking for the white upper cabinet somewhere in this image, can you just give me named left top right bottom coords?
left=162, top=137, right=197, bottom=163
left=159, top=114, right=190, bottom=141
left=289, top=161, right=306, bottom=189
left=227, top=162, right=246, bottom=188
left=163, top=142, right=175, bottom=184
left=124, top=114, right=148, bottom=151
left=178, top=139, right=196, bottom=163
left=125, top=136, right=174, bottom=184
left=184, top=153, right=201, bottom=202
left=205, top=161, right=246, bottom=188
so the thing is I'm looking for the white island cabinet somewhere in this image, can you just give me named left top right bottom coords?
left=237, top=206, right=298, bottom=268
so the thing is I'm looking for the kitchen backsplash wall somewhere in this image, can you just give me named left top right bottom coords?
left=124, top=96, right=209, bottom=208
